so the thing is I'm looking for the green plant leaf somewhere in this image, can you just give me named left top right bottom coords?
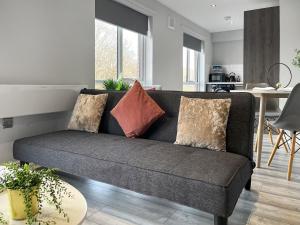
left=103, top=78, right=131, bottom=91
left=0, top=162, right=71, bottom=225
left=292, top=49, right=300, bottom=68
left=0, top=212, right=8, bottom=225
left=103, top=79, right=117, bottom=90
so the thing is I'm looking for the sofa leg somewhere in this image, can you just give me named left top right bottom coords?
left=214, top=216, right=228, bottom=225
left=245, top=178, right=251, bottom=191
left=20, top=161, right=28, bottom=166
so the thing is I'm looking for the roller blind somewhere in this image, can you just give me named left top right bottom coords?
left=183, top=33, right=202, bottom=52
left=95, top=0, right=149, bottom=35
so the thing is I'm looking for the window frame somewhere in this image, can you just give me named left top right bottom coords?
left=95, top=19, right=146, bottom=86
left=183, top=47, right=201, bottom=91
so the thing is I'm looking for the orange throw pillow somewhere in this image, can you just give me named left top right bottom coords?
left=111, top=81, right=165, bottom=138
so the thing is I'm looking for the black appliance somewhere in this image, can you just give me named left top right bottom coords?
left=212, top=84, right=236, bottom=93
left=209, top=73, right=226, bottom=82
left=228, top=72, right=237, bottom=82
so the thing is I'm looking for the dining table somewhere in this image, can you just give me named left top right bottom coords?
left=231, top=89, right=291, bottom=168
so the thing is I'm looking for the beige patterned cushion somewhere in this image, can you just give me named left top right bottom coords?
left=68, top=94, right=108, bottom=133
left=175, top=96, right=231, bottom=151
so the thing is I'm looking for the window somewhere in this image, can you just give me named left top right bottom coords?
left=95, top=20, right=117, bottom=82
left=183, top=47, right=200, bottom=91
left=95, top=19, right=146, bottom=89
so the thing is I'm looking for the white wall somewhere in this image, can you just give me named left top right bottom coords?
left=117, top=0, right=212, bottom=91
left=0, top=0, right=95, bottom=163
left=280, top=0, right=300, bottom=87
left=0, top=0, right=95, bottom=87
left=212, top=30, right=243, bottom=43
left=212, top=30, right=243, bottom=65
left=212, top=41, right=243, bottom=65
left=211, top=30, right=244, bottom=81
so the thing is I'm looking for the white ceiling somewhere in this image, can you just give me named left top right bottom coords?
left=156, top=0, right=279, bottom=33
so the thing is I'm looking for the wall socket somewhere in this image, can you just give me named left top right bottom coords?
left=2, top=118, right=13, bottom=129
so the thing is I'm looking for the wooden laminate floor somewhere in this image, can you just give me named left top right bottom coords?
left=60, top=135, right=300, bottom=225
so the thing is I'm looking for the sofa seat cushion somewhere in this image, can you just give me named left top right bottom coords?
left=13, top=130, right=252, bottom=217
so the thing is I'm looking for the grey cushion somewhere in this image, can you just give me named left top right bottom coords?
left=14, top=130, right=252, bottom=217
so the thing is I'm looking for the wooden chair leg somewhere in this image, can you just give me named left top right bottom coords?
left=254, top=135, right=258, bottom=152
left=287, top=133, right=296, bottom=181
left=268, top=130, right=285, bottom=166
left=268, top=127, right=274, bottom=145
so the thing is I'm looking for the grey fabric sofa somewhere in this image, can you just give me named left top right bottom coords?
left=14, top=90, right=255, bottom=225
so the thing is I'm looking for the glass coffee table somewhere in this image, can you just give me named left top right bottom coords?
left=0, top=168, right=87, bottom=225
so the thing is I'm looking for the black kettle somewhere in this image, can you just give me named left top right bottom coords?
left=228, top=72, right=236, bottom=82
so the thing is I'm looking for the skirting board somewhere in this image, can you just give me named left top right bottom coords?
left=0, top=85, right=87, bottom=118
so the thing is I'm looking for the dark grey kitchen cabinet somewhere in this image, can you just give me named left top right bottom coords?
left=244, top=6, right=280, bottom=87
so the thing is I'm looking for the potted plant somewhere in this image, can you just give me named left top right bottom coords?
left=292, top=49, right=300, bottom=68
left=0, top=162, right=71, bottom=225
left=103, top=77, right=131, bottom=91
left=0, top=213, right=6, bottom=225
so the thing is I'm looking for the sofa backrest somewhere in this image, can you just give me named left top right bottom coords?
left=80, top=89, right=255, bottom=161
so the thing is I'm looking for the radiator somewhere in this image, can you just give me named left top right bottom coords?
left=0, top=85, right=87, bottom=118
